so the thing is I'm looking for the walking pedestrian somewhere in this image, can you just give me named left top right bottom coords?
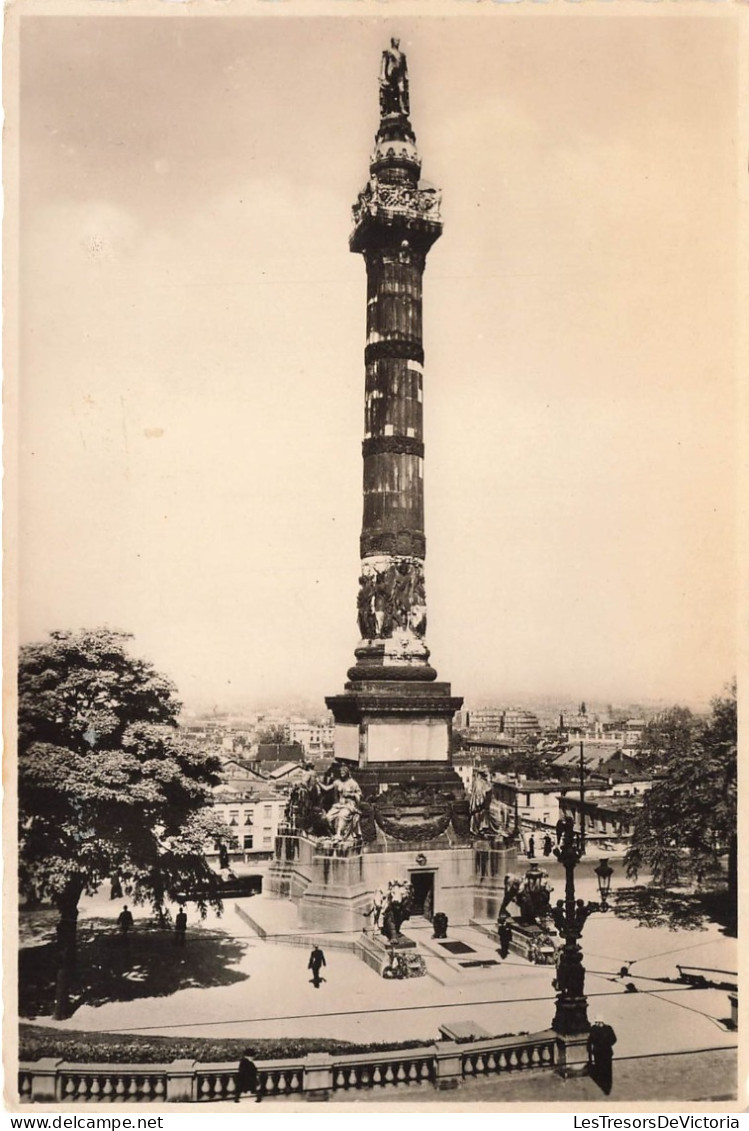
left=174, top=906, right=187, bottom=948
left=497, top=917, right=513, bottom=959
left=117, top=905, right=134, bottom=946
left=587, top=1020, right=617, bottom=1094
left=308, top=944, right=326, bottom=988
left=527, top=834, right=535, bottom=859
left=543, top=834, right=553, bottom=857
left=235, top=1050, right=260, bottom=1103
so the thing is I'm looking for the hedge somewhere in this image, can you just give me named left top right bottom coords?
left=19, top=1024, right=429, bottom=1064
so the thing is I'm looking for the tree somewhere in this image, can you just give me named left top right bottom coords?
left=18, top=628, right=228, bottom=1018
left=625, top=684, right=737, bottom=918
left=635, top=705, right=699, bottom=770
left=255, top=724, right=288, bottom=746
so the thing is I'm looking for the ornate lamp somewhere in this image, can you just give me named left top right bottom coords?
left=551, top=819, right=616, bottom=1074
left=594, top=858, right=614, bottom=911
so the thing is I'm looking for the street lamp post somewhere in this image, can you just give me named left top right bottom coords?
left=551, top=816, right=614, bottom=1074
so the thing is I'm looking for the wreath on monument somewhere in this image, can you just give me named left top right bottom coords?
left=359, top=801, right=378, bottom=844
left=373, top=806, right=452, bottom=842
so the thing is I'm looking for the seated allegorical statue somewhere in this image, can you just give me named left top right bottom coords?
left=321, top=765, right=363, bottom=843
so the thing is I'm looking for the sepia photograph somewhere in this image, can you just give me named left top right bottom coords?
left=5, top=2, right=742, bottom=1112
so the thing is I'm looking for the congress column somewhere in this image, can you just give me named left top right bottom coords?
left=327, top=40, right=462, bottom=777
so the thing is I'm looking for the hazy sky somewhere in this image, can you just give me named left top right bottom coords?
left=17, top=10, right=738, bottom=712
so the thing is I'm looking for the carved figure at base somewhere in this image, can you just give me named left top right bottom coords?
left=321, top=765, right=362, bottom=844
left=284, top=760, right=323, bottom=833
left=357, top=574, right=377, bottom=639
left=380, top=879, right=414, bottom=943
left=469, top=769, right=493, bottom=836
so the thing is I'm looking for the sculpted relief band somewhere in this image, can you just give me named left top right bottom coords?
left=326, top=38, right=463, bottom=767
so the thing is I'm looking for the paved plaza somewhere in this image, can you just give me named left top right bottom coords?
left=22, top=873, right=737, bottom=1087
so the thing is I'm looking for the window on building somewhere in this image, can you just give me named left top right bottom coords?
left=244, top=835, right=254, bottom=850
left=263, top=834, right=272, bottom=847
left=264, top=805, right=272, bottom=819
left=244, top=814, right=253, bottom=825
left=229, top=810, right=239, bottom=827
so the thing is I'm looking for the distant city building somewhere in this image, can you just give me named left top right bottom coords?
left=558, top=702, right=603, bottom=742
left=467, top=707, right=541, bottom=739
left=551, top=741, right=621, bottom=772
left=600, top=718, right=647, bottom=755
left=287, top=721, right=335, bottom=757
left=464, top=735, right=521, bottom=759
left=492, top=775, right=573, bottom=832
left=558, top=792, right=638, bottom=846
left=212, top=790, right=287, bottom=857
left=220, top=758, right=268, bottom=791
left=597, top=750, right=654, bottom=795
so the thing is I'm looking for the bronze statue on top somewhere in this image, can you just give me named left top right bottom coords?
left=379, top=37, right=410, bottom=118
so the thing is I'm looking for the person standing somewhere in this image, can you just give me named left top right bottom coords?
left=497, top=917, right=513, bottom=959
left=235, top=1050, right=260, bottom=1103
left=117, top=905, right=134, bottom=945
left=308, top=944, right=326, bottom=988
left=587, top=1020, right=617, bottom=1094
left=174, top=906, right=187, bottom=948
left=527, top=834, right=535, bottom=859
left=543, top=834, right=553, bottom=857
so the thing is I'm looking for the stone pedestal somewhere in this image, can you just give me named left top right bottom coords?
left=433, top=1043, right=462, bottom=1090
left=302, top=1053, right=334, bottom=1100
left=326, top=681, right=463, bottom=772
left=554, top=1032, right=590, bottom=1077
left=28, top=1059, right=61, bottom=1103
left=269, top=837, right=478, bottom=932
left=166, top=1060, right=195, bottom=1103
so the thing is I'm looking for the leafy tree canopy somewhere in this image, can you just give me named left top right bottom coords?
left=255, top=724, right=289, bottom=746
left=19, top=629, right=228, bottom=919
left=635, top=705, right=700, bottom=770
left=625, top=683, right=737, bottom=903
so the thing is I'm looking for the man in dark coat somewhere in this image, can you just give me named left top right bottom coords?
left=527, top=835, right=535, bottom=859
left=174, top=906, right=187, bottom=948
left=497, top=917, right=513, bottom=959
left=117, top=905, right=134, bottom=946
left=308, top=945, right=326, bottom=988
left=235, top=1051, right=260, bottom=1103
left=587, top=1021, right=617, bottom=1094
left=556, top=817, right=566, bottom=845
left=543, top=834, right=553, bottom=857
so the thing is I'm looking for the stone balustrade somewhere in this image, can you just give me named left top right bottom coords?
left=18, top=1029, right=558, bottom=1103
